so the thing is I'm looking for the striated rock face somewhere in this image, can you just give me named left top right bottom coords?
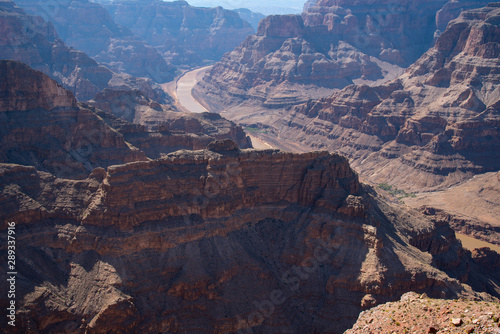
left=195, top=0, right=492, bottom=109
left=102, top=0, right=254, bottom=67
left=195, top=13, right=394, bottom=109
left=0, top=60, right=147, bottom=179
left=0, top=147, right=498, bottom=333
left=261, top=3, right=500, bottom=191
left=14, top=0, right=176, bottom=83
left=0, top=60, right=77, bottom=111
left=301, top=0, right=490, bottom=66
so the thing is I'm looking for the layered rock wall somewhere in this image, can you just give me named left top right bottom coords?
left=272, top=3, right=500, bottom=191
left=1, top=146, right=496, bottom=333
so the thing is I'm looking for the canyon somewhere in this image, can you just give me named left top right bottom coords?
left=0, top=0, right=168, bottom=102
left=193, top=0, right=500, bottom=264
left=195, top=2, right=500, bottom=193
left=1, top=58, right=499, bottom=334
left=98, top=0, right=255, bottom=68
left=0, top=0, right=499, bottom=333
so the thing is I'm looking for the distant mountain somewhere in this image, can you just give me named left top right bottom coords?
left=101, top=0, right=254, bottom=67
left=186, top=0, right=305, bottom=15
left=233, top=7, right=265, bottom=31
left=196, top=0, right=493, bottom=110
left=14, top=0, right=176, bottom=83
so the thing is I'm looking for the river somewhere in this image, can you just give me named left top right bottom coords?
left=175, top=66, right=211, bottom=113
left=174, top=66, right=276, bottom=150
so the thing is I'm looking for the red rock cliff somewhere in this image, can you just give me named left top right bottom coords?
left=0, top=146, right=497, bottom=333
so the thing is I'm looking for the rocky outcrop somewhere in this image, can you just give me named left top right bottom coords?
left=0, top=1, right=168, bottom=101
left=195, top=13, right=393, bottom=109
left=14, top=0, right=176, bottom=83
left=258, top=3, right=500, bottom=191
left=346, top=292, right=500, bottom=334
left=102, top=0, right=254, bottom=67
left=86, top=103, right=252, bottom=159
left=86, top=88, right=252, bottom=158
left=0, top=60, right=77, bottom=111
left=0, top=60, right=147, bottom=179
left=0, top=146, right=498, bottom=333
left=89, top=89, right=178, bottom=130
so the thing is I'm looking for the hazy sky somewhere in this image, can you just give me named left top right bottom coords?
left=185, top=0, right=306, bottom=15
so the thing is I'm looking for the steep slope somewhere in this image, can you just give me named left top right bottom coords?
left=0, top=60, right=147, bottom=179
left=0, top=0, right=111, bottom=100
left=302, top=0, right=492, bottom=66
left=101, top=0, right=254, bottom=67
left=14, top=0, right=176, bottom=83
left=282, top=3, right=500, bottom=192
left=0, top=144, right=498, bottom=333
left=0, top=60, right=251, bottom=176
left=0, top=0, right=167, bottom=102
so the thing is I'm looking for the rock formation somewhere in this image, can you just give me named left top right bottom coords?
left=233, top=8, right=266, bottom=32
left=195, top=13, right=394, bottom=109
left=0, top=60, right=147, bottom=179
left=197, top=3, right=500, bottom=194
left=0, top=60, right=251, bottom=178
left=14, top=0, right=176, bottom=83
left=195, top=0, right=493, bottom=110
left=346, top=291, right=500, bottom=333
left=87, top=88, right=252, bottom=158
left=101, top=0, right=254, bottom=67
left=0, top=0, right=111, bottom=100
left=0, top=61, right=499, bottom=333
left=282, top=3, right=500, bottom=191
left=89, top=88, right=178, bottom=130
left=87, top=95, right=252, bottom=159
left=1, top=143, right=499, bottom=333
left=0, top=0, right=167, bottom=101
